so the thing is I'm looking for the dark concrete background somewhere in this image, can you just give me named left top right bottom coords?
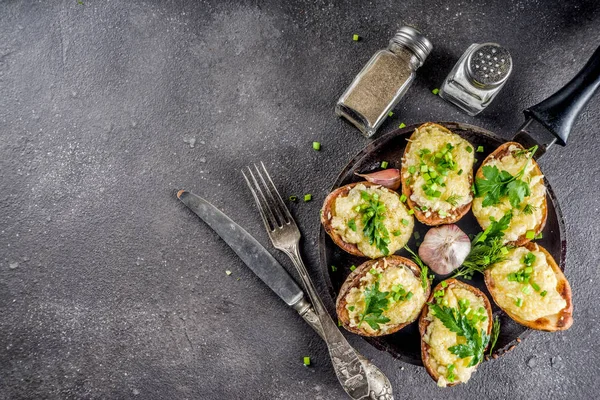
left=1, top=1, right=599, bottom=399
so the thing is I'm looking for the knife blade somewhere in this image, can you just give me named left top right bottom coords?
left=177, top=190, right=304, bottom=307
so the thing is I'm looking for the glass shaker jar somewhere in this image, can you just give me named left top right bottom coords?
left=439, top=43, right=513, bottom=116
left=335, top=27, right=432, bottom=138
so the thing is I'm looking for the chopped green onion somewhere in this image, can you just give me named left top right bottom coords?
left=388, top=111, right=394, bottom=117
left=399, top=194, right=407, bottom=202
left=408, top=166, right=416, bottom=174
left=530, top=281, right=541, bottom=292
left=476, top=145, right=484, bottom=153
left=438, top=210, right=447, bottom=217
left=401, top=219, right=409, bottom=226
left=337, top=320, right=342, bottom=326
left=289, top=195, right=298, bottom=202
left=353, top=34, right=360, bottom=41
left=369, top=268, right=378, bottom=275
left=399, top=122, right=406, bottom=129
left=304, top=194, right=312, bottom=202
left=535, top=232, right=543, bottom=239
left=441, top=281, right=448, bottom=288
left=457, top=169, right=463, bottom=175
left=466, top=146, right=473, bottom=153
left=312, top=141, right=321, bottom=151
left=432, top=88, right=440, bottom=95
left=331, top=265, right=337, bottom=272
left=526, top=230, right=535, bottom=239
left=540, top=290, right=547, bottom=297
left=421, top=165, right=428, bottom=172
left=515, top=298, right=523, bottom=307
left=303, top=356, right=311, bottom=366
left=350, top=265, right=356, bottom=271
left=408, top=209, right=414, bottom=215
left=381, top=161, right=389, bottom=169
left=348, top=305, right=355, bottom=311
left=392, top=230, right=402, bottom=236
left=414, top=231, right=420, bottom=240
left=225, top=270, right=232, bottom=276
left=521, top=285, right=532, bottom=294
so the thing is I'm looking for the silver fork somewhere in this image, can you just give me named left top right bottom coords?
left=242, top=162, right=373, bottom=400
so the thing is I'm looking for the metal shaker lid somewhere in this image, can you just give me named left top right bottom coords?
left=389, top=26, right=433, bottom=66
left=466, top=43, right=513, bottom=87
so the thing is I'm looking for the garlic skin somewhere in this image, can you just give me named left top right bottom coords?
left=418, top=224, right=471, bottom=275
left=355, top=169, right=401, bottom=190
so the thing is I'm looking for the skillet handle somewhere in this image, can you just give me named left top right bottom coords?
left=524, top=45, right=600, bottom=146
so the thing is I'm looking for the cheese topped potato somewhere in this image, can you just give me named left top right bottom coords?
left=321, top=182, right=414, bottom=259
left=484, top=243, right=573, bottom=331
left=401, top=123, right=475, bottom=226
left=420, top=279, right=492, bottom=387
left=472, top=142, right=547, bottom=245
left=336, top=256, right=431, bottom=336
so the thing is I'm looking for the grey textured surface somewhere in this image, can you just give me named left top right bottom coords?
left=1, top=1, right=599, bottom=399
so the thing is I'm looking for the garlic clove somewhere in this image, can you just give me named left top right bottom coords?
left=355, top=169, right=401, bottom=190
left=418, top=224, right=471, bottom=275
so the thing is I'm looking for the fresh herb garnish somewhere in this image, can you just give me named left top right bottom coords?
left=488, top=315, right=500, bottom=356
left=390, top=284, right=413, bottom=302
left=357, top=191, right=391, bottom=255
left=453, top=212, right=513, bottom=279
left=358, top=281, right=391, bottom=330
left=475, top=146, right=538, bottom=208
left=522, top=204, right=536, bottom=215
left=445, top=194, right=462, bottom=207
left=347, top=219, right=357, bottom=232
left=404, top=245, right=432, bottom=290
left=429, top=300, right=490, bottom=367
left=447, top=364, right=456, bottom=383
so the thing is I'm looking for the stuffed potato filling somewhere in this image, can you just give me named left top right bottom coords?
left=344, top=259, right=427, bottom=335
left=329, top=184, right=413, bottom=258
left=423, top=286, right=490, bottom=387
left=473, top=144, right=546, bottom=243
left=487, top=246, right=566, bottom=320
left=402, top=125, right=475, bottom=218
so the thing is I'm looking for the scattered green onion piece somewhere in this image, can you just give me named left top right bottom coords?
left=381, top=161, right=389, bottom=169
left=535, top=232, right=543, bottom=239
left=399, top=122, right=406, bottom=129
left=312, top=141, right=321, bottom=151
left=289, top=195, right=298, bottom=202
left=526, top=230, right=535, bottom=239
left=401, top=219, right=409, bottom=226
left=304, top=194, right=312, bottom=202
left=414, top=231, right=420, bottom=240
left=393, top=230, right=402, bottom=236
left=225, top=270, right=232, bottom=276
left=400, top=194, right=407, bottom=202
left=353, top=34, right=359, bottom=41
left=350, top=265, right=356, bottom=271
left=348, top=305, right=355, bottom=311
left=388, top=111, right=394, bottom=117
left=432, top=88, right=440, bottom=95
left=303, top=356, right=311, bottom=366
left=337, top=320, right=342, bottom=326
left=421, top=165, right=428, bottom=172
left=441, top=281, right=448, bottom=288
left=515, top=298, right=523, bottom=307
left=408, top=209, right=414, bottom=215
left=501, top=246, right=509, bottom=255
left=438, top=210, right=447, bottom=217
left=540, top=290, right=547, bottom=297
left=331, top=265, right=337, bottom=272
left=466, top=146, right=473, bottom=153
left=521, top=285, right=532, bottom=294
left=408, top=166, right=416, bottom=174
left=476, top=145, right=484, bottom=153
left=457, top=169, right=463, bottom=175
left=530, top=281, right=541, bottom=292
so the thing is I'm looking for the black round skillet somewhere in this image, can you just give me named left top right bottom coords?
left=319, top=46, right=600, bottom=365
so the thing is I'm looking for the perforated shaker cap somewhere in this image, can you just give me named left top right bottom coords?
left=466, top=43, right=513, bottom=87
left=389, top=26, right=433, bottom=66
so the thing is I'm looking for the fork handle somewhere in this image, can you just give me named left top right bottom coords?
left=284, top=244, right=370, bottom=400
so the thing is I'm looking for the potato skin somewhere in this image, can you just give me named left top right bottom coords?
left=320, top=181, right=404, bottom=258
left=401, top=123, right=474, bottom=226
left=473, top=141, right=548, bottom=246
left=484, top=242, right=573, bottom=331
left=336, top=256, right=430, bottom=337
left=418, top=279, right=493, bottom=387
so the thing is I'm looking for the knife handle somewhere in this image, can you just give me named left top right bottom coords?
left=295, top=299, right=394, bottom=400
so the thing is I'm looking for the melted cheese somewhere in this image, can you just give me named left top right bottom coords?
left=344, top=259, right=426, bottom=334
left=488, top=246, right=566, bottom=320
left=402, top=125, right=475, bottom=217
left=422, top=287, right=488, bottom=387
left=472, top=145, right=546, bottom=243
left=330, top=184, right=413, bottom=258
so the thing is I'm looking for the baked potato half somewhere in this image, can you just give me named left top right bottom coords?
left=419, top=279, right=492, bottom=387
left=484, top=242, right=573, bottom=331
left=336, top=256, right=431, bottom=336
left=472, top=141, right=547, bottom=246
left=401, top=123, right=475, bottom=226
left=321, top=182, right=414, bottom=258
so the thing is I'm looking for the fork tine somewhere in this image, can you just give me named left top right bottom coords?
left=246, top=165, right=283, bottom=228
left=242, top=168, right=278, bottom=232
left=253, top=163, right=289, bottom=226
left=258, top=161, right=296, bottom=226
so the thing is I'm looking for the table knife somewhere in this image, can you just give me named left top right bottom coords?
left=177, top=190, right=393, bottom=400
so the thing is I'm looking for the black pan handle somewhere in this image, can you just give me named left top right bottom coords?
left=524, top=45, right=600, bottom=146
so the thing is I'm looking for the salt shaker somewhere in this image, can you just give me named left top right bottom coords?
left=336, top=27, right=432, bottom=137
left=439, top=43, right=513, bottom=116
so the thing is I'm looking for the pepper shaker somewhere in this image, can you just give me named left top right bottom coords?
left=439, top=43, right=513, bottom=116
left=336, top=27, right=432, bottom=137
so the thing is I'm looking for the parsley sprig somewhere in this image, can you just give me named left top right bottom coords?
left=429, top=299, right=490, bottom=367
left=453, top=212, right=513, bottom=279
left=358, top=281, right=390, bottom=330
left=356, top=191, right=391, bottom=255
left=475, top=145, right=538, bottom=208
left=404, top=245, right=433, bottom=290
